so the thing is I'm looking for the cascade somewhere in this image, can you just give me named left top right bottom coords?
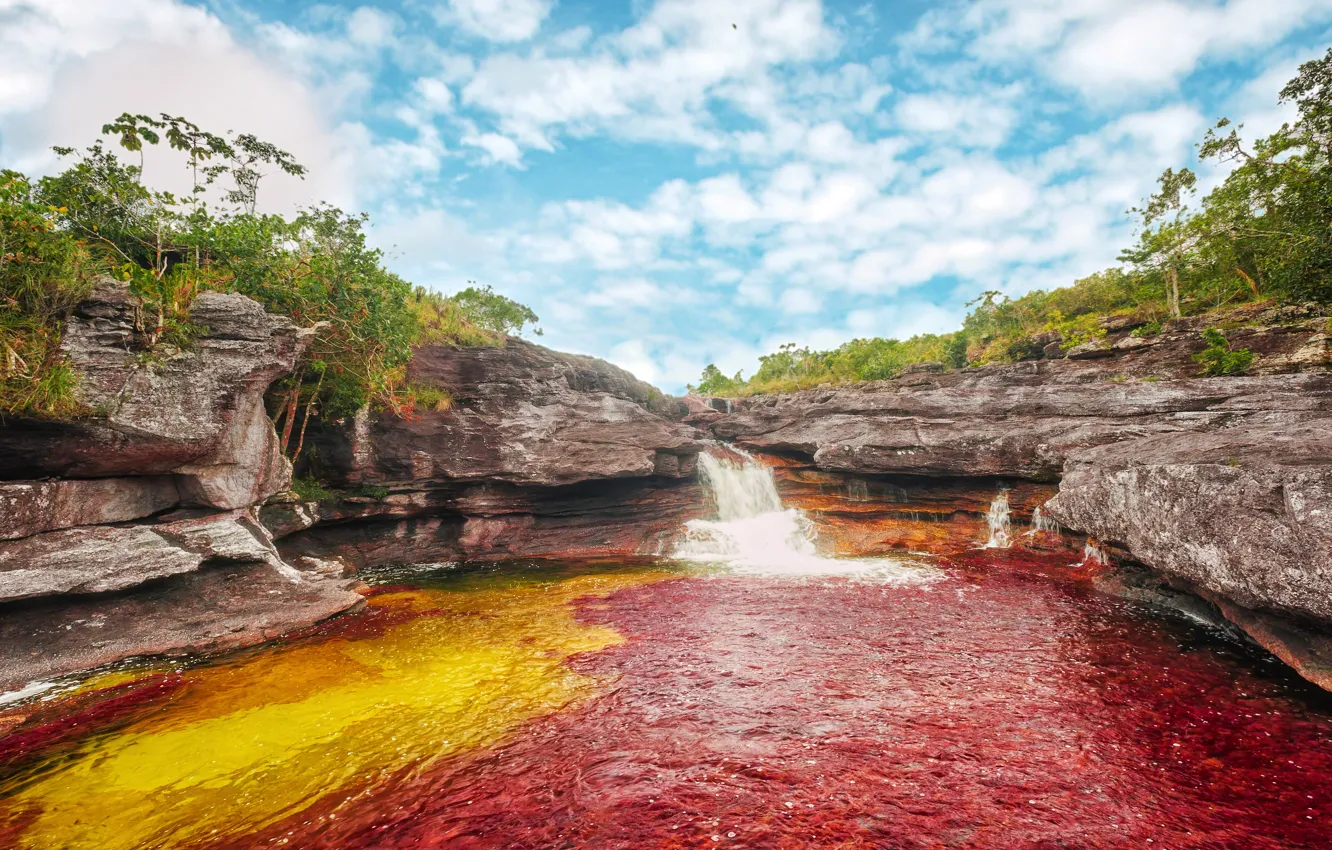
left=984, top=490, right=1013, bottom=549
left=1026, top=505, right=1061, bottom=537
left=675, top=449, right=930, bottom=582
left=1080, top=541, right=1110, bottom=567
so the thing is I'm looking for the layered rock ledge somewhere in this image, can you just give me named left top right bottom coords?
left=0, top=281, right=362, bottom=691
left=280, top=339, right=706, bottom=566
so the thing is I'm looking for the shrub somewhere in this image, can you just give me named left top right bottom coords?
left=289, top=476, right=335, bottom=502
left=1194, top=328, right=1254, bottom=376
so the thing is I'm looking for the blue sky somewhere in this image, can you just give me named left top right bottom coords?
left=2, top=0, right=1330, bottom=391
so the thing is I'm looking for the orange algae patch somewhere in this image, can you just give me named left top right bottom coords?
left=0, top=568, right=672, bottom=850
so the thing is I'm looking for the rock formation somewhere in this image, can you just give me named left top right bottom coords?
left=277, top=339, right=706, bottom=566
left=692, top=312, right=1332, bottom=688
left=0, top=280, right=363, bottom=689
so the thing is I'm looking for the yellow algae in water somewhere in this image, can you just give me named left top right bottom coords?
left=0, top=568, right=670, bottom=850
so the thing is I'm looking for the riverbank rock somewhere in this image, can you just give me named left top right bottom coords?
left=1045, top=418, right=1332, bottom=624
left=0, top=278, right=309, bottom=508
left=283, top=340, right=707, bottom=566
left=0, top=281, right=364, bottom=695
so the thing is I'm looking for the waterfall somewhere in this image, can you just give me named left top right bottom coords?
left=675, top=450, right=933, bottom=582
left=1079, top=541, right=1110, bottom=567
left=1026, top=505, right=1061, bottom=537
left=984, top=490, right=1013, bottom=549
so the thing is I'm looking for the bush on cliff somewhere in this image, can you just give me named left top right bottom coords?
left=1194, top=328, right=1255, bottom=377
left=0, top=114, right=537, bottom=432
left=694, top=50, right=1332, bottom=396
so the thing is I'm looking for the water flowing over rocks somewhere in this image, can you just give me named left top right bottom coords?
left=3, top=282, right=1331, bottom=693
left=693, top=318, right=1332, bottom=687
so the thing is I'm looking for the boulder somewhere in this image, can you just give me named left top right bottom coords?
left=0, top=278, right=309, bottom=509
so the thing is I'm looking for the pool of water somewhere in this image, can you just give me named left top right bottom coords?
left=3, top=551, right=1332, bottom=849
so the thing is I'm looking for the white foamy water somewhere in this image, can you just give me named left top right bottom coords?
left=1026, top=505, right=1061, bottom=537
left=984, top=490, right=1013, bottom=549
left=675, top=450, right=934, bottom=583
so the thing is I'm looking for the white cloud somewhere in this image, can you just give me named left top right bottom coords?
left=895, top=92, right=1018, bottom=147
left=440, top=0, right=554, bottom=43
left=461, top=127, right=523, bottom=166
left=0, top=1, right=350, bottom=212
left=920, top=0, right=1332, bottom=99
left=346, top=6, right=398, bottom=47
left=461, top=0, right=838, bottom=152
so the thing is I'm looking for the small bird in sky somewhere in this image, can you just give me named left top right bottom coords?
left=732, top=23, right=737, bottom=29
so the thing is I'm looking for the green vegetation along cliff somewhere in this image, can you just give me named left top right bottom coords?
left=694, top=50, right=1332, bottom=397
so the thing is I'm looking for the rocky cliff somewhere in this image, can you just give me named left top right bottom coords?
left=0, top=286, right=708, bottom=693
left=274, top=339, right=705, bottom=566
left=693, top=311, right=1332, bottom=687
left=0, top=279, right=367, bottom=691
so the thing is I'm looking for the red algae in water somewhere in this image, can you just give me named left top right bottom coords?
left=217, top=551, right=1332, bottom=850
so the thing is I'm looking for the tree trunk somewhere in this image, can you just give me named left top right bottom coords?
left=279, top=385, right=300, bottom=454
left=1167, top=265, right=1181, bottom=318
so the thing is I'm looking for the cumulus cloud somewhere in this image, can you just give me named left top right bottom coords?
left=439, top=0, right=554, bottom=43
left=0, top=0, right=350, bottom=211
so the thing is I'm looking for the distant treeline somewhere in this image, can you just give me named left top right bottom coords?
left=693, top=49, right=1332, bottom=397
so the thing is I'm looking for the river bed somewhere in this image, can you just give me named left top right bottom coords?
left=3, top=550, right=1332, bottom=849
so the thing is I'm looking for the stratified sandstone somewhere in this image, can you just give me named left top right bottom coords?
left=0, top=279, right=308, bottom=508
left=286, top=340, right=706, bottom=566
left=0, top=282, right=358, bottom=693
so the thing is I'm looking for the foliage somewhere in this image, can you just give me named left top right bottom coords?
left=1194, top=328, right=1254, bottom=376
left=0, top=171, right=95, bottom=416
left=403, top=382, right=454, bottom=413
left=1, top=114, right=538, bottom=438
left=289, top=476, right=336, bottom=502
left=413, top=287, right=506, bottom=347
left=449, top=283, right=540, bottom=337
left=694, top=52, right=1332, bottom=396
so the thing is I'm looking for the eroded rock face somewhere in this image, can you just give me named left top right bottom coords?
left=283, top=340, right=707, bottom=568
left=314, top=340, right=701, bottom=488
left=0, top=279, right=308, bottom=508
left=700, top=368, right=1331, bottom=481
left=0, top=509, right=285, bottom=604
left=0, top=561, right=364, bottom=693
left=1045, top=419, right=1332, bottom=624
left=0, top=478, right=179, bottom=541
left=0, top=282, right=363, bottom=693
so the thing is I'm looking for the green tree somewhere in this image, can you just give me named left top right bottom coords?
left=1123, top=167, right=1197, bottom=318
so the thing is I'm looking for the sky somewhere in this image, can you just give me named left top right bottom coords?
left=1, top=0, right=1330, bottom=392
